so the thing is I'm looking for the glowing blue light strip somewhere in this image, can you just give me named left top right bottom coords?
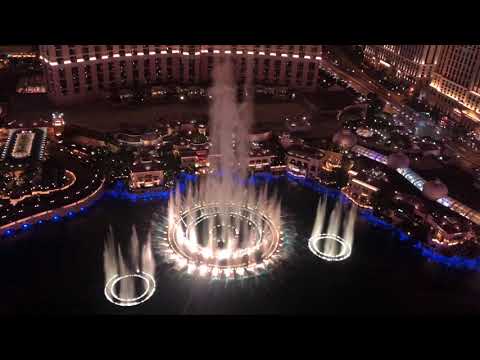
left=2, top=198, right=100, bottom=237
left=293, top=173, right=480, bottom=271
left=5, top=168, right=480, bottom=271
left=413, top=242, right=480, bottom=271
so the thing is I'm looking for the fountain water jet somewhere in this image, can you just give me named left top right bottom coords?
left=162, top=60, right=282, bottom=279
left=104, top=225, right=156, bottom=306
left=308, top=195, right=357, bottom=262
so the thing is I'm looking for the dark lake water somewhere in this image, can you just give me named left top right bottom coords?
left=2, top=177, right=480, bottom=316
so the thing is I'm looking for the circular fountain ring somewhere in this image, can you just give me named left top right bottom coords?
left=308, top=233, right=351, bottom=262
left=104, top=272, right=156, bottom=307
left=167, top=202, right=281, bottom=276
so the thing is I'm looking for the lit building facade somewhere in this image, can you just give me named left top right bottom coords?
left=39, top=45, right=322, bottom=105
left=341, top=170, right=379, bottom=209
left=129, top=158, right=164, bottom=190
left=286, top=145, right=344, bottom=183
left=286, top=146, right=324, bottom=179
left=427, top=45, right=480, bottom=128
left=364, top=45, right=443, bottom=84
left=426, top=212, right=476, bottom=248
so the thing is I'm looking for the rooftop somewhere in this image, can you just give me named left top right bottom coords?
left=287, top=144, right=323, bottom=159
left=131, top=157, right=164, bottom=173
left=2, top=127, right=47, bottom=164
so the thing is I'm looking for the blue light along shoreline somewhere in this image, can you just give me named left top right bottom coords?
left=285, top=173, right=480, bottom=272
left=1, top=197, right=104, bottom=237
left=3, top=171, right=480, bottom=271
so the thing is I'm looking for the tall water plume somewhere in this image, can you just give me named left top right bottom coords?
left=166, top=60, right=282, bottom=270
left=206, top=59, right=254, bottom=194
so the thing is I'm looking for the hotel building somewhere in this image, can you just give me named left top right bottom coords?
left=39, top=45, right=322, bottom=105
left=363, top=45, right=443, bottom=85
left=427, top=45, right=480, bottom=129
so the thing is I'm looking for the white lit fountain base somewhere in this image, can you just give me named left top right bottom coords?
left=308, top=233, right=352, bottom=262
left=104, top=271, right=156, bottom=307
left=165, top=202, right=282, bottom=280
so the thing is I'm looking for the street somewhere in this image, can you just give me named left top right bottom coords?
left=321, top=54, right=480, bottom=176
left=321, top=59, right=405, bottom=106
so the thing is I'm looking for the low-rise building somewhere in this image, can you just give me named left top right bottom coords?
left=1, top=126, right=48, bottom=167
left=286, top=145, right=337, bottom=179
left=341, top=170, right=380, bottom=209
left=116, top=131, right=162, bottom=147
left=129, top=156, right=164, bottom=190
left=426, top=211, right=476, bottom=247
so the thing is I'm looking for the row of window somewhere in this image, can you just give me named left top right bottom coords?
left=53, top=63, right=319, bottom=95
left=55, top=58, right=317, bottom=81
left=439, top=46, right=480, bottom=86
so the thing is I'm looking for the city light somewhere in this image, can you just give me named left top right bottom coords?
left=9, top=44, right=480, bottom=313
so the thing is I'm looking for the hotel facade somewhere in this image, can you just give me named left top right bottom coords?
left=426, top=45, right=480, bottom=128
left=39, top=45, right=322, bottom=105
left=363, top=45, right=443, bottom=85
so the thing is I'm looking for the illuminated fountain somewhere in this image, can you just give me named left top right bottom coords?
left=163, top=178, right=282, bottom=278
left=104, top=225, right=156, bottom=306
left=308, top=196, right=357, bottom=262
left=157, top=60, right=283, bottom=279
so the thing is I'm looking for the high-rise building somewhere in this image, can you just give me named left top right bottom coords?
left=39, top=45, right=322, bottom=105
left=363, top=45, right=442, bottom=85
left=427, top=45, right=480, bottom=128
